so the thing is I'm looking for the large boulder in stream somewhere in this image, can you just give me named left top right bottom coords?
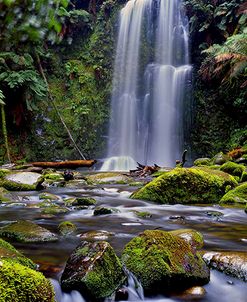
left=0, top=172, right=44, bottom=191
left=203, top=251, right=247, bottom=281
left=61, top=241, right=126, bottom=300
left=0, top=220, right=58, bottom=243
left=121, top=230, right=210, bottom=295
left=0, top=238, right=55, bottom=301
left=131, top=167, right=237, bottom=204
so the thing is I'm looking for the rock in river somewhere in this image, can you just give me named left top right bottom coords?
left=121, top=230, right=210, bottom=295
left=0, top=220, right=58, bottom=243
left=61, top=241, right=126, bottom=300
left=0, top=172, right=43, bottom=191
left=131, top=167, right=237, bottom=204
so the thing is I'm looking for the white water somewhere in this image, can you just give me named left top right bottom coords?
left=102, top=0, right=191, bottom=170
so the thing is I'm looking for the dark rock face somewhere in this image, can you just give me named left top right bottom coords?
left=61, top=241, right=126, bottom=300
left=122, top=230, right=210, bottom=295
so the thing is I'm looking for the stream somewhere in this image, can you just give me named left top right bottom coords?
left=0, top=181, right=247, bottom=301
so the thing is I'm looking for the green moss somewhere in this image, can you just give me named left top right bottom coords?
left=0, top=260, right=55, bottom=302
left=220, top=182, right=247, bottom=206
left=0, top=169, right=11, bottom=178
left=93, top=207, right=116, bottom=216
left=58, top=221, right=77, bottom=235
left=0, top=179, right=37, bottom=191
left=241, top=171, right=247, bottom=183
left=43, top=173, right=64, bottom=181
left=0, top=220, right=58, bottom=243
left=169, top=229, right=204, bottom=250
left=73, top=197, right=96, bottom=206
left=121, top=230, right=209, bottom=294
left=86, top=172, right=130, bottom=184
left=131, top=167, right=237, bottom=204
left=220, top=162, right=245, bottom=178
left=133, top=211, right=152, bottom=219
left=193, top=158, right=211, bottom=166
left=41, top=206, right=69, bottom=215
left=39, top=192, right=59, bottom=200
left=0, top=238, right=36, bottom=269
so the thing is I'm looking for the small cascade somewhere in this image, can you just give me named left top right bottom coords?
left=51, top=279, right=86, bottom=302
left=102, top=0, right=191, bottom=171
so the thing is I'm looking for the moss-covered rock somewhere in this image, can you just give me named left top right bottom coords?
left=43, top=173, right=64, bottom=181
left=73, top=197, right=97, bottom=206
left=0, top=238, right=36, bottom=269
left=193, top=158, right=211, bottom=166
left=0, top=172, right=43, bottom=191
left=0, top=220, right=58, bottom=243
left=86, top=172, right=131, bottom=184
left=0, top=260, right=55, bottom=302
left=220, top=161, right=245, bottom=178
left=58, top=221, right=77, bottom=236
left=41, top=206, right=69, bottom=215
left=131, top=167, right=237, bottom=204
left=169, top=229, right=204, bottom=250
left=133, top=211, right=152, bottom=219
left=39, top=192, right=60, bottom=200
left=212, top=152, right=230, bottom=165
left=220, top=182, right=247, bottom=206
left=203, top=251, right=247, bottom=281
left=61, top=241, right=126, bottom=300
left=121, top=230, right=210, bottom=294
left=93, top=207, right=117, bottom=216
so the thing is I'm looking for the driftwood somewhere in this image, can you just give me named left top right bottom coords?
left=176, top=149, right=188, bottom=167
left=31, top=160, right=97, bottom=169
left=130, top=162, right=160, bottom=177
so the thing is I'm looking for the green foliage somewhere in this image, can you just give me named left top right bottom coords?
left=0, top=0, right=69, bottom=46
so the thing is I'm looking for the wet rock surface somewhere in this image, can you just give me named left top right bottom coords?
left=61, top=241, right=126, bottom=299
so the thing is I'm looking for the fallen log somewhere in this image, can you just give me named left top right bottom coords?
left=31, top=160, right=97, bottom=169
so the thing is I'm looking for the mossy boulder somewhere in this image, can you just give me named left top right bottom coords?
left=203, top=251, right=247, bottom=281
left=220, top=162, right=245, bottom=178
left=73, top=197, right=97, bottom=206
left=121, top=230, right=210, bottom=295
left=0, top=172, right=43, bottom=191
left=58, top=221, right=77, bottom=236
left=86, top=172, right=130, bottom=184
left=43, top=173, right=64, bottom=181
left=39, top=192, right=60, bottom=201
left=0, top=260, right=55, bottom=302
left=131, top=167, right=237, bottom=204
left=220, top=182, right=247, bottom=206
left=41, top=206, right=69, bottom=215
left=93, top=207, right=117, bottom=216
left=61, top=241, right=126, bottom=300
left=0, top=238, right=36, bottom=269
left=0, top=220, right=58, bottom=243
left=212, top=152, right=230, bottom=165
left=169, top=229, right=204, bottom=250
left=193, top=158, right=211, bottom=166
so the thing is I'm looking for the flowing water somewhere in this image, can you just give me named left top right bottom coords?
left=1, top=181, right=247, bottom=301
left=102, top=0, right=191, bottom=171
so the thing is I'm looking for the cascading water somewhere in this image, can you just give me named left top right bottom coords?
left=101, top=0, right=191, bottom=171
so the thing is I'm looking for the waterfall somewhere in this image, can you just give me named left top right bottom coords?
left=101, top=0, right=191, bottom=171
